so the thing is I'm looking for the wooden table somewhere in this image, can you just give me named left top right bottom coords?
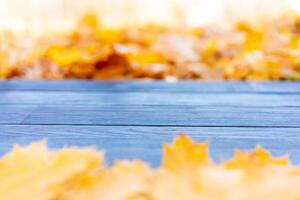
left=0, top=81, right=300, bottom=166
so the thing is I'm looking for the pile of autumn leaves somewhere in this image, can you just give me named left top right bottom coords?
left=1, top=12, right=300, bottom=80
left=1, top=134, right=300, bottom=200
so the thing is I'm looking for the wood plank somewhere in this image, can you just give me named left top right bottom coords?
left=0, top=105, right=37, bottom=124
left=1, top=105, right=298, bottom=127
left=1, top=81, right=300, bottom=93
left=1, top=92, right=300, bottom=107
left=0, top=125, right=299, bottom=166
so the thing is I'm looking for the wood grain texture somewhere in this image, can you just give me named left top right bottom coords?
left=0, top=125, right=299, bottom=166
left=0, top=81, right=299, bottom=166
left=1, top=92, right=300, bottom=107
left=1, top=81, right=300, bottom=93
left=0, top=105, right=37, bottom=124
left=10, top=105, right=298, bottom=127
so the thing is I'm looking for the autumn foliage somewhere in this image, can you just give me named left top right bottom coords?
left=1, top=134, right=300, bottom=200
left=1, top=12, right=300, bottom=81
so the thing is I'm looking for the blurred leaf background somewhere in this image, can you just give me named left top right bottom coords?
left=0, top=0, right=297, bottom=34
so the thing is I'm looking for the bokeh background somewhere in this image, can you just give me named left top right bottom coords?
left=0, top=0, right=298, bottom=33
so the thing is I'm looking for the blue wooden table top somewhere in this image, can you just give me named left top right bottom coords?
left=0, top=80, right=300, bottom=167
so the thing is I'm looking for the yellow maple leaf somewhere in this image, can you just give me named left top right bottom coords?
left=225, top=145, right=288, bottom=170
left=0, top=140, right=102, bottom=200
left=162, top=133, right=210, bottom=172
left=1, top=134, right=300, bottom=200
